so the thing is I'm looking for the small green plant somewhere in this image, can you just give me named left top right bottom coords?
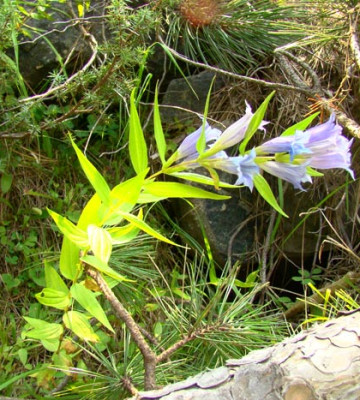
left=292, top=266, right=322, bottom=286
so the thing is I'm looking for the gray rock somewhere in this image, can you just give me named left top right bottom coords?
left=16, top=0, right=108, bottom=90
left=161, top=70, right=225, bottom=126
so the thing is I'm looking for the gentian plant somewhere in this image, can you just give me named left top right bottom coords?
left=22, top=87, right=354, bottom=391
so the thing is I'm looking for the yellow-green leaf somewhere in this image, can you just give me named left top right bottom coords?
left=104, top=169, right=148, bottom=225
left=87, top=225, right=112, bottom=264
left=108, top=222, right=141, bottom=245
left=118, top=210, right=177, bottom=245
left=63, top=311, right=99, bottom=342
left=70, top=137, right=111, bottom=205
left=129, top=89, right=148, bottom=173
left=70, top=284, right=114, bottom=333
left=154, top=84, right=166, bottom=164
left=169, top=172, right=239, bottom=188
left=44, top=263, right=68, bottom=294
left=81, top=255, right=130, bottom=282
left=35, top=288, right=71, bottom=310
left=142, top=181, right=230, bottom=201
left=59, top=236, right=81, bottom=281
left=23, top=317, right=64, bottom=341
left=47, top=209, right=88, bottom=248
left=253, top=174, right=288, bottom=217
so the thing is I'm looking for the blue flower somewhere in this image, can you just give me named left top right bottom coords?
left=205, top=149, right=260, bottom=190
left=209, top=102, right=267, bottom=153
left=257, top=114, right=354, bottom=178
left=256, top=131, right=312, bottom=161
left=260, top=161, right=312, bottom=190
left=303, top=115, right=354, bottom=178
left=176, top=122, right=221, bottom=162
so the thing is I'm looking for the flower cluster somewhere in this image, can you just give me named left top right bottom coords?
left=172, top=106, right=354, bottom=191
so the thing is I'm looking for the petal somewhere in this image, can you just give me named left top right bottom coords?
left=177, top=122, right=221, bottom=161
left=261, top=161, right=312, bottom=190
left=210, top=102, right=262, bottom=152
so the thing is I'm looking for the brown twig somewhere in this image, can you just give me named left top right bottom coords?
left=85, top=268, right=157, bottom=390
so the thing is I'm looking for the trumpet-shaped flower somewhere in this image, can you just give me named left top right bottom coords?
left=205, top=149, right=259, bottom=190
left=304, top=115, right=354, bottom=177
left=256, top=131, right=312, bottom=161
left=260, top=161, right=312, bottom=190
left=176, top=122, right=221, bottom=162
left=209, top=102, right=268, bottom=153
left=257, top=114, right=354, bottom=178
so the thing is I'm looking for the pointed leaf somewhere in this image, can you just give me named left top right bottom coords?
left=169, top=172, right=238, bottom=188
left=70, top=137, right=111, bottom=205
left=35, top=288, right=71, bottom=310
left=108, top=222, right=141, bottom=244
left=104, top=169, right=148, bottom=225
left=239, top=91, right=275, bottom=154
left=196, top=76, right=215, bottom=155
left=78, top=193, right=102, bottom=228
left=87, top=225, right=112, bottom=264
left=44, top=263, right=68, bottom=294
left=81, top=255, right=130, bottom=282
left=281, top=112, right=320, bottom=136
left=59, top=236, right=81, bottom=280
left=142, top=181, right=230, bottom=200
left=129, top=89, right=148, bottom=173
left=253, top=174, right=288, bottom=217
left=63, top=311, right=99, bottom=342
left=118, top=210, right=178, bottom=245
left=154, top=84, right=166, bottom=164
left=23, top=317, right=64, bottom=340
left=71, top=284, right=114, bottom=333
left=47, top=209, right=88, bottom=248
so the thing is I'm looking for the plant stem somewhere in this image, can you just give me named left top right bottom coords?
left=85, top=267, right=157, bottom=390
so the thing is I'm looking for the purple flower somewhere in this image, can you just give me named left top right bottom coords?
left=304, top=115, right=354, bottom=178
left=257, top=115, right=354, bottom=178
left=209, top=102, right=268, bottom=154
left=176, top=122, right=221, bottom=162
left=256, top=131, right=312, bottom=161
left=204, top=149, right=260, bottom=191
left=260, top=161, right=312, bottom=190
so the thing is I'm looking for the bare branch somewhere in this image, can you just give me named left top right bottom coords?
left=85, top=268, right=157, bottom=390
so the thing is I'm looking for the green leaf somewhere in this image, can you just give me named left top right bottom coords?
left=70, top=137, right=111, bottom=205
left=87, top=225, right=112, bottom=264
left=154, top=84, right=166, bottom=164
left=196, top=76, right=215, bottom=155
left=1, top=172, right=13, bottom=194
left=108, top=223, right=141, bottom=244
left=78, top=193, right=103, bottom=228
left=253, top=174, right=288, bottom=217
left=169, top=172, right=239, bottom=188
left=81, top=255, right=130, bottom=282
left=129, top=89, right=148, bottom=173
left=59, top=236, right=80, bottom=281
left=35, top=288, right=71, bottom=310
left=307, top=166, right=324, bottom=177
left=239, top=91, right=275, bottom=154
left=118, top=210, right=178, bottom=245
left=44, top=263, right=68, bottom=294
left=47, top=209, right=88, bottom=248
left=281, top=112, right=320, bottom=136
left=23, top=317, right=64, bottom=341
left=63, top=311, right=99, bottom=342
left=104, top=169, right=148, bottom=225
left=70, top=284, right=114, bottom=333
left=141, top=181, right=231, bottom=200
